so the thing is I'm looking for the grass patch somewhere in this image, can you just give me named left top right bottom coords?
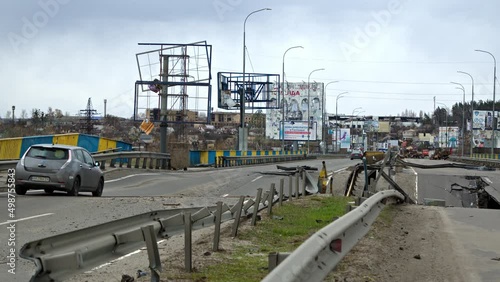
left=164, top=195, right=352, bottom=281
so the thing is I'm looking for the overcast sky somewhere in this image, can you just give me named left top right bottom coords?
left=1, top=0, right=499, bottom=119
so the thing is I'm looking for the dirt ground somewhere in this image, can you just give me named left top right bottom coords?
left=68, top=166, right=471, bottom=282
left=329, top=204, right=469, bottom=282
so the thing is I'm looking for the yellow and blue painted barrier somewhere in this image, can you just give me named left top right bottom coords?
left=0, top=133, right=132, bottom=160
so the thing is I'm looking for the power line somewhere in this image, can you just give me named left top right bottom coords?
left=287, top=76, right=493, bottom=85
left=325, top=88, right=494, bottom=97
left=213, top=68, right=493, bottom=86
left=250, top=53, right=495, bottom=65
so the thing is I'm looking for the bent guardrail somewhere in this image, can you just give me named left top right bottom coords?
left=262, top=189, right=404, bottom=282
left=19, top=169, right=323, bottom=282
left=20, top=204, right=248, bottom=282
left=216, top=154, right=314, bottom=168
left=448, top=156, right=500, bottom=169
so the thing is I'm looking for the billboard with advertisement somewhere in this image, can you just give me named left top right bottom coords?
left=438, top=126, right=459, bottom=148
left=266, top=82, right=324, bottom=140
left=378, top=121, right=390, bottom=133
left=331, top=128, right=351, bottom=149
left=363, top=120, right=379, bottom=132
left=472, top=110, right=500, bottom=130
left=282, top=121, right=317, bottom=141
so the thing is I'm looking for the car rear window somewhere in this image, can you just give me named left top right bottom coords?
left=27, top=147, right=69, bottom=160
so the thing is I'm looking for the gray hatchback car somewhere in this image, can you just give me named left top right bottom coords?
left=14, top=144, right=104, bottom=196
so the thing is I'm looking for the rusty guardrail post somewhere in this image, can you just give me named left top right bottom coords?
left=212, top=201, right=223, bottom=251
left=184, top=212, right=192, bottom=272
left=295, top=172, right=300, bottom=199
left=279, top=179, right=284, bottom=206
left=268, top=183, right=275, bottom=215
left=231, top=196, right=245, bottom=237
left=251, top=188, right=263, bottom=226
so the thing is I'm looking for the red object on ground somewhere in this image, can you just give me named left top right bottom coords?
left=422, top=149, right=429, bottom=156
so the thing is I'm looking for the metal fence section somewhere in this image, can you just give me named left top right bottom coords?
left=262, top=190, right=404, bottom=282
left=216, top=154, right=314, bottom=167
left=19, top=188, right=277, bottom=281
left=0, top=151, right=171, bottom=172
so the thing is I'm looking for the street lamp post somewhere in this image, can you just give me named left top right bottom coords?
left=475, top=49, right=497, bottom=157
left=323, top=81, right=339, bottom=153
left=335, top=92, right=348, bottom=153
left=11, top=105, right=15, bottom=123
left=457, top=71, right=475, bottom=157
left=351, top=107, right=362, bottom=117
left=307, top=68, right=325, bottom=154
left=240, top=8, right=271, bottom=151
left=451, top=82, right=466, bottom=156
left=437, top=102, right=449, bottom=147
left=351, top=109, right=363, bottom=149
left=281, top=45, right=303, bottom=152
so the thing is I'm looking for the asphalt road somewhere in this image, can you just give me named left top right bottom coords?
left=0, top=157, right=356, bottom=281
left=442, top=207, right=500, bottom=281
left=3, top=157, right=498, bottom=281
left=404, top=159, right=500, bottom=280
left=405, top=159, right=500, bottom=207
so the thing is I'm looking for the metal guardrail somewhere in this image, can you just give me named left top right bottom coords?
left=263, top=189, right=404, bottom=282
left=0, top=160, right=17, bottom=171
left=20, top=206, right=222, bottom=281
left=0, top=151, right=171, bottom=172
left=216, top=154, right=314, bottom=168
left=19, top=186, right=285, bottom=281
left=92, top=151, right=171, bottom=170
left=448, top=156, right=500, bottom=168
left=17, top=162, right=403, bottom=281
left=19, top=168, right=324, bottom=281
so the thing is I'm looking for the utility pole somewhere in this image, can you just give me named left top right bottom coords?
left=79, top=98, right=97, bottom=134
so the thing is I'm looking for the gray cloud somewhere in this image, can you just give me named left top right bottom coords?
left=1, top=0, right=499, bottom=119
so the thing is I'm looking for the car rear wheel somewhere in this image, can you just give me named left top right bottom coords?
left=15, top=185, right=27, bottom=195
left=92, top=179, right=104, bottom=197
left=68, top=177, right=80, bottom=196
left=44, top=188, right=54, bottom=194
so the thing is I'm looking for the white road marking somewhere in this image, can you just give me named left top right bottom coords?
left=334, top=167, right=349, bottom=173
left=88, top=239, right=166, bottom=272
left=251, top=176, right=263, bottom=182
left=221, top=194, right=229, bottom=198
left=104, top=173, right=162, bottom=183
left=411, top=167, right=418, bottom=203
left=0, top=213, right=54, bottom=226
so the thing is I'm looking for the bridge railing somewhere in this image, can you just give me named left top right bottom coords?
left=216, top=154, right=314, bottom=168
left=0, top=151, right=171, bottom=172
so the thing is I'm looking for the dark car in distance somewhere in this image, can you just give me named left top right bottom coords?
left=350, top=149, right=364, bottom=160
left=14, top=144, right=104, bottom=196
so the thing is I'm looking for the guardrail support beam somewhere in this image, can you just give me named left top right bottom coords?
left=213, top=202, right=223, bottom=251
left=184, top=212, right=192, bottom=272
left=231, top=196, right=245, bottom=237
left=141, top=225, right=162, bottom=280
left=268, top=252, right=290, bottom=271
left=251, top=188, right=263, bottom=226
